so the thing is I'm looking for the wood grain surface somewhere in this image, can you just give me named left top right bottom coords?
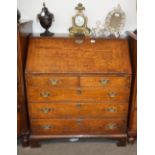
left=26, top=38, right=131, bottom=74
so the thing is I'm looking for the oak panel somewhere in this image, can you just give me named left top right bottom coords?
left=26, top=38, right=131, bottom=74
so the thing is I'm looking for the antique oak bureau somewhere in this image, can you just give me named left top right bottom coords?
left=25, top=35, right=132, bottom=147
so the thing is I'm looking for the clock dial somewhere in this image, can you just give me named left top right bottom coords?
left=75, top=15, right=85, bottom=27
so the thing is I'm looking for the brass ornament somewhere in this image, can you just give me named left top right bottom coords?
left=69, top=3, right=91, bottom=37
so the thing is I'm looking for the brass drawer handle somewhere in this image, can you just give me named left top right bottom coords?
left=41, top=125, right=52, bottom=130
left=106, top=123, right=117, bottom=130
left=99, top=79, right=109, bottom=86
left=40, top=92, right=50, bottom=98
left=108, top=92, right=117, bottom=98
left=49, top=79, right=59, bottom=86
left=106, top=107, right=117, bottom=113
left=40, top=107, right=52, bottom=113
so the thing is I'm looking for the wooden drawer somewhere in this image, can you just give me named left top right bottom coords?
left=80, top=76, right=131, bottom=88
left=31, top=118, right=126, bottom=135
left=29, top=102, right=128, bottom=119
left=27, top=87, right=130, bottom=102
left=26, top=75, right=78, bottom=87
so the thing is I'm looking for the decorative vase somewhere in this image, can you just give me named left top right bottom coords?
left=37, top=3, right=55, bottom=36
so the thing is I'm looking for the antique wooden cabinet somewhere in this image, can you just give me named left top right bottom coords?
left=17, top=20, right=32, bottom=146
left=25, top=35, right=132, bottom=147
left=127, top=31, right=137, bottom=143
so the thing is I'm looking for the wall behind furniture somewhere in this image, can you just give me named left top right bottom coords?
left=17, top=0, right=137, bottom=34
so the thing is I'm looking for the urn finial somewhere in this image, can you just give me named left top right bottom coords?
left=43, top=2, right=46, bottom=7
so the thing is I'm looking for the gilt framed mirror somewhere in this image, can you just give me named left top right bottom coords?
left=105, top=4, right=126, bottom=37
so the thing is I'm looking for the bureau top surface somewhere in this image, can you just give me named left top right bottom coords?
left=26, top=37, right=132, bottom=75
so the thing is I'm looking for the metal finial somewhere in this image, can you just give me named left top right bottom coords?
left=75, top=3, right=85, bottom=12
left=43, top=2, right=46, bottom=7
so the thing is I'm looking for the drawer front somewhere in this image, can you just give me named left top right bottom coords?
left=26, top=76, right=78, bottom=87
left=80, top=76, right=131, bottom=88
left=31, top=119, right=126, bottom=135
left=27, top=88, right=130, bottom=102
left=29, top=102, right=128, bottom=119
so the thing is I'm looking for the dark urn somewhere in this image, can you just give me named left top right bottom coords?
left=17, top=9, right=21, bottom=23
left=38, top=3, right=55, bottom=36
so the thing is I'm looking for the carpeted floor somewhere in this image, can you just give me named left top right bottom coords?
left=17, top=139, right=137, bottom=155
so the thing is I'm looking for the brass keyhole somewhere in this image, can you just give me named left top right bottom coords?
left=76, top=103, right=82, bottom=108
left=76, top=119, right=82, bottom=126
left=77, top=89, right=82, bottom=95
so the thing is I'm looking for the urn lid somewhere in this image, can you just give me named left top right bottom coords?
left=38, top=2, right=54, bottom=18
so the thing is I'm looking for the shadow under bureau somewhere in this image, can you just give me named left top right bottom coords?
left=25, top=35, right=132, bottom=147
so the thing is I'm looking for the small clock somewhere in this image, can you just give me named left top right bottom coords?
left=69, top=3, right=90, bottom=36
left=75, top=15, right=85, bottom=27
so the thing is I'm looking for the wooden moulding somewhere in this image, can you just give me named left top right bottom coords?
left=17, top=20, right=32, bottom=146
left=127, top=31, right=137, bottom=144
left=29, top=134, right=128, bottom=147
